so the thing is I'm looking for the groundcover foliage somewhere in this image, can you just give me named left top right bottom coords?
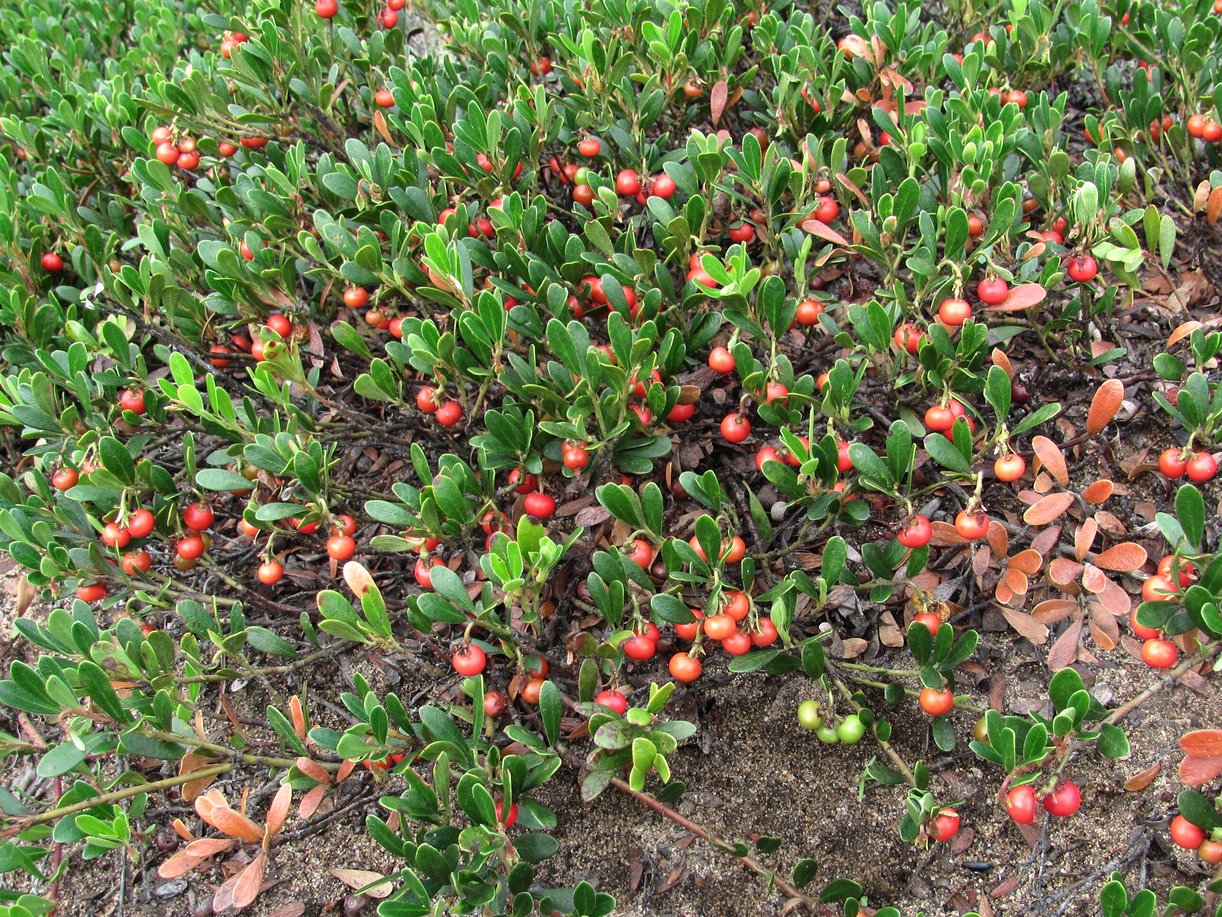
left=0, top=0, right=1220, bottom=913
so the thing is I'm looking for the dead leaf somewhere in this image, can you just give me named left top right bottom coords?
left=1031, top=525, right=1062, bottom=556
left=372, top=109, right=393, bottom=145
left=573, top=504, right=612, bottom=527
left=332, top=869, right=394, bottom=899
left=1209, top=185, right=1222, bottom=226
left=1008, top=548, right=1043, bottom=575
left=1047, top=615, right=1083, bottom=670
left=1023, top=492, right=1074, bottom=526
left=1082, top=480, right=1114, bottom=504
left=268, top=906, right=307, bottom=917
left=1167, top=320, right=1202, bottom=349
left=231, top=851, right=268, bottom=909
left=1031, top=436, right=1069, bottom=487
left=185, top=838, right=238, bottom=858
left=1087, top=379, right=1125, bottom=434
left=1180, top=754, right=1222, bottom=786
left=158, top=850, right=204, bottom=879
left=179, top=753, right=222, bottom=801
left=800, top=219, right=851, bottom=247
left=295, top=758, right=331, bottom=785
left=1081, top=564, right=1107, bottom=594
left=1088, top=602, right=1119, bottom=650
left=299, top=784, right=328, bottom=820
left=265, top=784, right=291, bottom=842
left=1123, top=762, right=1161, bottom=791
left=202, top=804, right=265, bottom=844
left=983, top=282, right=1047, bottom=312
left=1002, top=609, right=1049, bottom=644
left=1093, top=542, right=1147, bottom=572
left=1181, top=730, right=1222, bottom=756
left=1032, top=599, right=1080, bottom=626
left=710, top=79, right=728, bottom=126
left=1074, top=518, right=1097, bottom=561
left=838, top=637, right=868, bottom=659
left=990, top=348, right=1013, bottom=377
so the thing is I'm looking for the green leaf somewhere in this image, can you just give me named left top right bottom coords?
left=539, top=680, right=561, bottom=747
left=1097, top=724, right=1130, bottom=759
left=1175, top=484, right=1205, bottom=549
left=77, top=662, right=130, bottom=723
left=791, top=858, right=818, bottom=888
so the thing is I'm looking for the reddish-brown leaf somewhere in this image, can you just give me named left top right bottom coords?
left=372, top=109, right=393, bottom=146
left=990, top=348, right=1013, bottom=377
left=1008, top=548, right=1043, bottom=575
left=1124, top=762, right=1161, bottom=792
left=1088, top=602, right=1119, bottom=650
left=994, top=580, right=1014, bottom=605
left=1031, top=599, right=1079, bottom=625
left=1048, top=557, right=1083, bottom=589
left=1031, top=436, right=1069, bottom=487
left=1081, top=564, right=1107, bottom=594
left=299, top=784, right=328, bottom=820
left=1209, top=185, right=1222, bottom=227
left=171, top=818, right=195, bottom=842
left=1002, top=609, right=1049, bottom=645
left=1024, top=492, right=1074, bottom=526
left=710, top=79, right=728, bottom=126
left=1074, top=518, right=1097, bottom=561
left=178, top=753, right=222, bottom=802
left=1087, top=379, right=1125, bottom=434
left=983, top=282, right=1047, bottom=312
left=265, top=784, right=291, bottom=842
left=289, top=696, right=307, bottom=741
left=986, top=521, right=1008, bottom=557
left=295, top=758, right=331, bottom=785
left=1002, top=568, right=1029, bottom=596
left=232, top=852, right=268, bottom=910
left=834, top=172, right=871, bottom=208
left=185, top=838, right=237, bottom=858
left=204, top=805, right=265, bottom=844
left=1047, top=615, right=1083, bottom=670
left=1082, top=480, right=1114, bottom=504
left=158, top=851, right=203, bottom=879
left=1093, top=542, right=1147, bottom=572
left=800, top=219, right=851, bottom=247
left=1031, top=525, right=1062, bottom=556
left=1180, top=754, right=1222, bottom=787
left=1180, top=730, right=1222, bottom=756
left=268, top=906, right=307, bottom=917
left=1098, top=577, right=1132, bottom=617
left=1168, top=320, right=1202, bottom=349
left=335, top=759, right=357, bottom=783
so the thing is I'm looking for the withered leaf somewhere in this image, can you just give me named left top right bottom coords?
left=1087, top=379, right=1125, bottom=434
left=1031, top=436, right=1069, bottom=487
left=1180, top=729, right=1222, bottom=756
left=1123, top=762, right=1160, bottom=791
left=1002, top=609, right=1049, bottom=645
left=1093, top=542, right=1147, bottom=572
left=1024, top=492, right=1074, bottom=526
left=1047, top=615, right=1083, bottom=670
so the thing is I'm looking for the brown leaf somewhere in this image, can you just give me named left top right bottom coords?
left=372, top=109, right=393, bottom=145
left=990, top=348, right=1013, bottom=377
left=332, top=869, right=394, bottom=899
left=1024, top=492, right=1074, bottom=526
left=171, top=818, right=195, bottom=842
left=990, top=875, right=1021, bottom=899
left=232, top=852, right=267, bottom=909
left=265, top=784, right=291, bottom=842
left=158, top=851, right=203, bottom=879
left=299, top=784, right=328, bottom=820
left=1124, top=762, right=1161, bottom=791
left=1002, top=568, right=1029, bottom=596
left=1082, top=480, right=1114, bottom=504
left=1087, top=379, right=1125, bottom=434
left=839, top=637, right=868, bottom=659
left=1088, top=602, right=1119, bottom=650
left=1093, top=542, right=1147, bottom=572
left=1098, top=577, right=1131, bottom=617
left=1081, top=564, right=1107, bottom=594
left=1031, top=436, right=1069, bottom=487
left=834, top=172, right=872, bottom=208
left=982, top=282, right=1047, bottom=312
left=289, top=696, right=307, bottom=740
left=800, top=219, right=851, bottom=247
left=985, top=522, right=1009, bottom=557
left=1032, top=599, right=1080, bottom=626
left=204, top=805, right=265, bottom=844
left=1031, top=525, right=1062, bottom=557
left=710, top=79, right=728, bottom=126
left=1008, top=548, right=1043, bottom=575
left=573, top=504, right=612, bottom=527
left=295, top=758, right=331, bottom=785
left=179, top=753, right=222, bottom=802
left=268, top=906, right=307, bottom=917
left=1168, top=320, right=1203, bottom=349
left=1048, top=557, right=1083, bottom=589
left=1047, top=615, right=1083, bottom=670
left=185, top=838, right=237, bottom=858
left=1209, top=185, right=1222, bottom=226
left=1181, top=730, right=1222, bottom=756
left=1002, top=609, right=1049, bottom=644
left=1180, top=754, right=1222, bottom=787
left=1074, top=518, right=1097, bottom=561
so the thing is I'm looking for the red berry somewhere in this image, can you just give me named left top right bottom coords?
left=594, top=690, right=628, bottom=714
left=315, top=0, right=338, bottom=16
left=183, top=502, right=214, bottom=531
left=126, top=509, right=155, bottom=539
left=615, top=169, right=641, bottom=196
left=523, top=492, right=556, bottom=520
left=1186, top=452, right=1218, bottom=482
left=326, top=535, right=357, bottom=561
left=435, top=400, right=463, bottom=426
left=720, top=412, right=751, bottom=443
left=1042, top=782, right=1082, bottom=817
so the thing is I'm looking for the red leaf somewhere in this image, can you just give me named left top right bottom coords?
left=1180, top=729, right=1222, bottom=756
left=1087, top=379, right=1125, bottom=434
left=1180, top=754, right=1222, bottom=786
